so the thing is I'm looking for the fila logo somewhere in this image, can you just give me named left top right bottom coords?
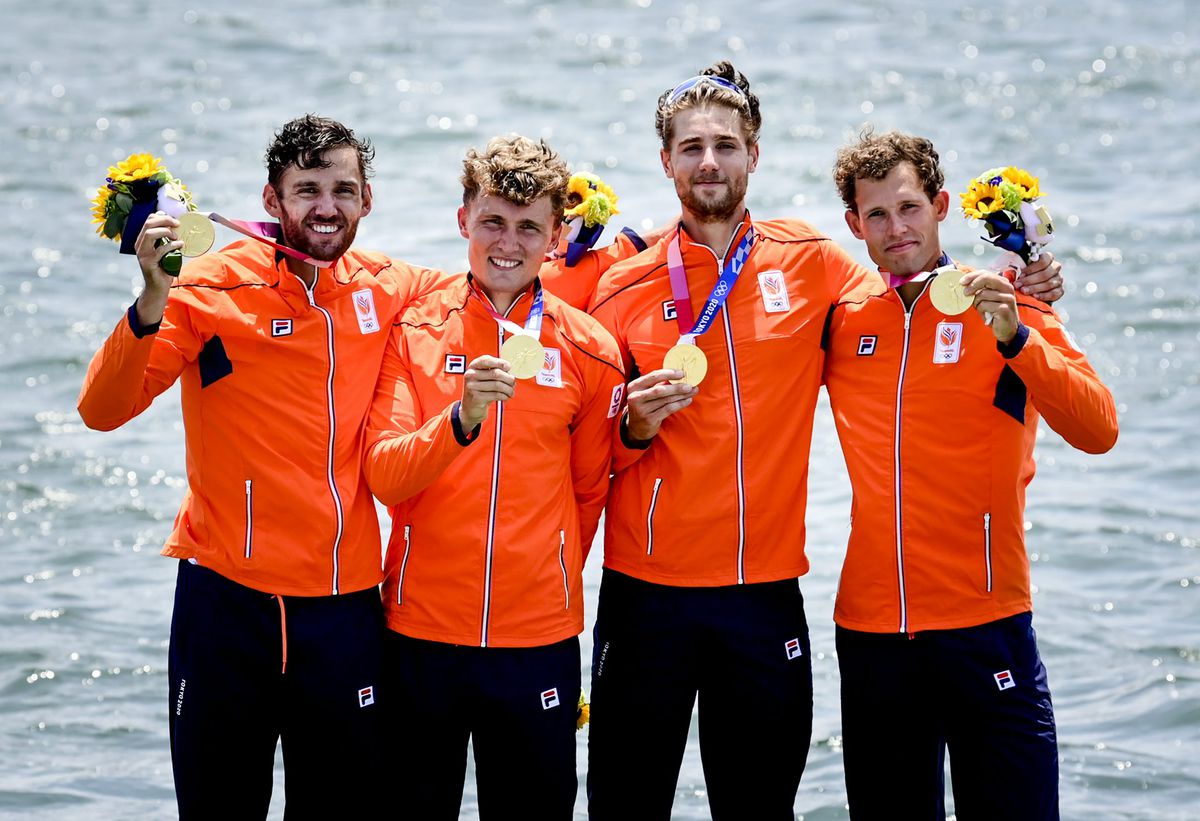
left=271, top=319, right=293, bottom=337
left=994, top=670, right=1015, bottom=691
left=541, top=687, right=561, bottom=710
left=757, top=269, right=790, bottom=313
left=352, top=289, right=380, bottom=334
left=358, top=685, right=376, bottom=707
left=857, top=335, right=877, bottom=356
left=536, top=347, right=563, bottom=388
left=661, top=300, right=677, bottom=322
left=934, top=321, right=963, bottom=364
left=607, top=382, right=625, bottom=419
left=784, top=638, right=803, bottom=660
left=445, top=354, right=467, bottom=374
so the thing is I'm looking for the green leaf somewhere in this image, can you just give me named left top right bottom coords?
left=103, top=211, right=125, bottom=239
left=115, top=192, right=134, bottom=212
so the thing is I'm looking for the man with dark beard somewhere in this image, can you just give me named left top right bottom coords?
left=77, top=115, right=445, bottom=818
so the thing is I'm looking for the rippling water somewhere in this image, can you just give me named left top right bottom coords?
left=2, top=1, right=1197, bottom=818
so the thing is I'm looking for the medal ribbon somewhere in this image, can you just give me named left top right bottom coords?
left=883, top=252, right=952, bottom=288
left=666, top=225, right=755, bottom=343
left=206, top=212, right=335, bottom=269
left=470, top=278, right=545, bottom=339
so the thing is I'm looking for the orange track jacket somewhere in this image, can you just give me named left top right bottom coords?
left=589, top=216, right=879, bottom=587
left=78, top=239, right=446, bottom=597
left=823, top=271, right=1118, bottom=633
left=364, top=277, right=626, bottom=647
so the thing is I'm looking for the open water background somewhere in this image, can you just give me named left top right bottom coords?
left=2, top=0, right=1197, bottom=817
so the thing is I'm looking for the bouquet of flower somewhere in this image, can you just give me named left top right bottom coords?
left=91, top=153, right=197, bottom=274
left=959, top=166, right=1054, bottom=264
left=561, top=172, right=620, bottom=267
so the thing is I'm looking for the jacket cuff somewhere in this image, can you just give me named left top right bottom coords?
left=619, top=412, right=654, bottom=450
left=997, top=323, right=1030, bottom=359
left=451, top=401, right=481, bottom=446
left=127, top=301, right=161, bottom=339
left=620, top=227, right=648, bottom=253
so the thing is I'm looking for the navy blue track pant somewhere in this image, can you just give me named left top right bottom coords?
left=837, top=611, right=1059, bottom=820
left=587, top=569, right=814, bottom=820
left=168, top=560, right=388, bottom=819
left=382, top=631, right=581, bottom=820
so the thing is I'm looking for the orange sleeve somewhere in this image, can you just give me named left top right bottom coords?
left=541, top=231, right=643, bottom=311
left=568, top=334, right=626, bottom=561
left=362, top=326, right=472, bottom=506
left=1006, top=305, right=1119, bottom=454
left=820, top=239, right=882, bottom=304
left=77, top=294, right=204, bottom=431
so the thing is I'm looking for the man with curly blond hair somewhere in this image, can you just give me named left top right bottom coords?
left=362, top=134, right=626, bottom=819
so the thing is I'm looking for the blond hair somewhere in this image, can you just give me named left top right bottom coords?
left=461, top=135, right=570, bottom=221
left=655, top=60, right=762, bottom=149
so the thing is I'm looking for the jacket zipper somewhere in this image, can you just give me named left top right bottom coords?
left=558, top=529, right=569, bottom=610
left=892, top=281, right=931, bottom=633
left=396, top=524, right=412, bottom=605
left=244, top=479, right=253, bottom=559
left=694, top=234, right=749, bottom=583
left=984, top=513, right=993, bottom=593
left=303, top=275, right=346, bottom=595
left=479, top=289, right=523, bottom=646
left=646, top=477, right=664, bottom=555
left=722, top=305, right=747, bottom=584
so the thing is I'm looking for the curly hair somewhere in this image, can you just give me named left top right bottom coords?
left=655, top=60, right=762, bottom=149
left=265, top=114, right=375, bottom=188
left=834, top=128, right=944, bottom=212
left=460, top=134, right=570, bottom=221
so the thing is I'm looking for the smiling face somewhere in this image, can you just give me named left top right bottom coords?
left=845, top=161, right=949, bottom=277
left=262, top=146, right=372, bottom=262
left=660, top=104, right=759, bottom=224
left=458, top=193, right=560, bottom=310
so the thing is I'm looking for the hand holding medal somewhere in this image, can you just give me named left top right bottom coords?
left=90, top=153, right=210, bottom=275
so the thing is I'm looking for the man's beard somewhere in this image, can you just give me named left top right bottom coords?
left=678, top=175, right=748, bottom=224
left=277, top=206, right=359, bottom=262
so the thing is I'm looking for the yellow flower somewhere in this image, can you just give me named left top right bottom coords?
left=90, top=185, right=112, bottom=235
left=959, top=180, right=1007, bottom=219
left=564, top=172, right=620, bottom=226
left=108, top=152, right=165, bottom=183
left=1002, top=166, right=1040, bottom=200
left=576, top=690, right=590, bottom=730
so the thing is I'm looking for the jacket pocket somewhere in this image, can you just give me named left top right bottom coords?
left=983, top=513, right=993, bottom=593
left=243, top=480, right=254, bottom=559
left=558, top=529, right=569, bottom=610
left=646, top=478, right=664, bottom=556
left=396, top=525, right=413, bottom=605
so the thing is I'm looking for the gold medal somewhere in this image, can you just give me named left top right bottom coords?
left=928, top=266, right=974, bottom=315
left=663, top=343, right=708, bottom=386
left=177, top=212, right=216, bottom=258
left=500, top=333, right=546, bottom=380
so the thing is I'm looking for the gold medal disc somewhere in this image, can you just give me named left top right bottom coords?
left=500, top=333, right=546, bottom=380
left=663, top=343, right=708, bottom=386
left=928, top=267, right=974, bottom=315
left=177, top=212, right=216, bottom=258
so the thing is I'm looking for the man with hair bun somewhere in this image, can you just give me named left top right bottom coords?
left=583, top=60, right=878, bottom=819
left=78, top=114, right=447, bottom=817
left=363, top=134, right=626, bottom=819
left=827, top=128, right=1115, bottom=818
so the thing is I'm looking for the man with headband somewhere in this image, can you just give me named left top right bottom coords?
left=77, top=114, right=446, bottom=817
left=825, top=129, right=1116, bottom=818
left=584, top=62, right=1067, bottom=818
left=362, top=135, right=625, bottom=819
